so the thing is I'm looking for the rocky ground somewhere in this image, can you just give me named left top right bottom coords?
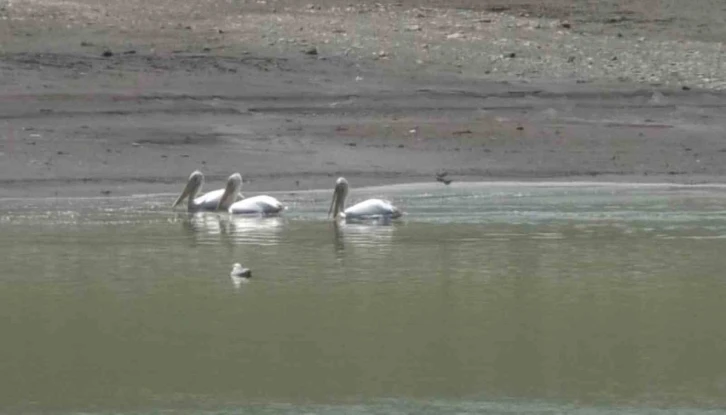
left=1, top=0, right=726, bottom=198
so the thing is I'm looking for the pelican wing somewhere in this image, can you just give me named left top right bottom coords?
left=193, top=189, right=244, bottom=211
left=344, top=198, right=401, bottom=219
left=192, top=189, right=227, bottom=211
left=229, top=195, right=284, bottom=215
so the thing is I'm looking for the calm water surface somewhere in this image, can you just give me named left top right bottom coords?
left=2, top=182, right=726, bottom=414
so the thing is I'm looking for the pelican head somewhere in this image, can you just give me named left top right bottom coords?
left=231, top=263, right=251, bottom=278
left=217, top=173, right=243, bottom=211
left=172, top=170, right=204, bottom=208
left=328, top=177, right=349, bottom=219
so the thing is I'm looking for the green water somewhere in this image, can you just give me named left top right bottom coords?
left=2, top=182, right=726, bottom=414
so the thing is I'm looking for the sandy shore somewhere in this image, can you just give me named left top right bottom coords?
left=2, top=0, right=726, bottom=198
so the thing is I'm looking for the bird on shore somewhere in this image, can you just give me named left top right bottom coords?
left=436, top=171, right=453, bottom=185
left=328, top=177, right=402, bottom=221
left=216, top=173, right=285, bottom=215
left=172, top=170, right=242, bottom=212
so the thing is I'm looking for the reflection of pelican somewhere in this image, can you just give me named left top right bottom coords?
left=333, top=220, right=396, bottom=252
left=328, top=177, right=402, bottom=221
left=217, top=173, right=285, bottom=215
left=180, top=212, right=222, bottom=235
left=172, top=171, right=242, bottom=212
left=178, top=212, right=227, bottom=246
left=224, top=215, right=285, bottom=246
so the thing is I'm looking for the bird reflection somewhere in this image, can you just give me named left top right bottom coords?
left=230, top=274, right=250, bottom=289
left=332, top=220, right=398, bottom=258
left=178, top=212, right=224, bottom=244
left=178, top=212, right=284, bottom=246
left=221, top=215, right=285, bottom=246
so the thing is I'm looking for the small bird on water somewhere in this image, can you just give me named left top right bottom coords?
left=231, top=263, right=251, bottom=278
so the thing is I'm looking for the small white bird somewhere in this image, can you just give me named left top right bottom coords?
left=328, top=177, right=402, bottom=221
left=231, top=263, right=251, bottom=278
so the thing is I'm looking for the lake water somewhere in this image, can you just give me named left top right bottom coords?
left=2, top=182, right=726, bottom=414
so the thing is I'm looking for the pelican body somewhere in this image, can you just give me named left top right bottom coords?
left=172, top=171, right=242, bottom=212
left=217, top=173, right=285, bottom=215
left=328, top=177, right=402, bottom=221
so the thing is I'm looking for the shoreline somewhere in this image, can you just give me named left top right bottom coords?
left=3, top=174, right=726, bottom=200
left=2, top=0, right=726, bottom=200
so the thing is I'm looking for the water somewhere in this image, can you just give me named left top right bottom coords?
left=2, top=182, right=726, bottom=414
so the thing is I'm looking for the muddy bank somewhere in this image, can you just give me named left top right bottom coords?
left=1, top=0, right=726, bottom=198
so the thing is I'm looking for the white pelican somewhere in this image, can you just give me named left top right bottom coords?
left=328, top=177, right=402, bottom=221
left=172, top=170, right=242, bottom=212
left=217, top=173, right=285, bottom=215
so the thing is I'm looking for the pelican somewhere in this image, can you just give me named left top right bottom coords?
left=172, top=170, right=242, bottom=212
left=217, top=173, right=285, bottom=215
left=328, top=177, right=402, bottom=221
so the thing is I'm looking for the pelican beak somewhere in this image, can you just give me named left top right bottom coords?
left=172, top=179, right=195, bottom=208
left=217, top=173, right=243, bottom=211
left=328, top=183, right=347, bottom=219
left=328, top=187, right=338, bottom=219
left=217, top=180, right=240, bottom=211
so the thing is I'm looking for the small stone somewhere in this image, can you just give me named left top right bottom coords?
left=682, top=85, right=691, bottom=90
left=102, top=50, right=113, bottom=57
left=405, top=24, right=422, bottom=32
left=506, top=52, right=516, bottom=58
left=304, top=46, right=318, bottom=55
left=561, top=21, right=571, bottom=29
